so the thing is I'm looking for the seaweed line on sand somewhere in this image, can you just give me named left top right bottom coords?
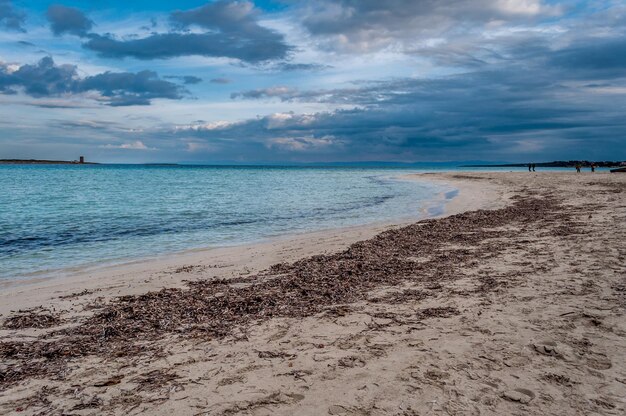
left=0, top=194, right=572, bottom=391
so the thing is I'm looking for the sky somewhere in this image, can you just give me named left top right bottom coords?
left=0, top=0, right=625, bottom=164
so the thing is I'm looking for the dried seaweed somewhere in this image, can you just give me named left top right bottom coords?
left=2, top=311, right=62, bottom=330
left=58, top=289, right=98, bottom=300
left=323, top=305, right=355, bottom=317
left=474, top=275, right=510, bottom=293
left=173, top=265, right=206, bottom=274
left=415, top=307, right=460, bottom=319
left=369, top=289, right=429, bottom=304
left=131, top=369, right=180, bottom=393
left=71, top=395, right=103, bottom=410
left=4, top=386, right=57, bottom=413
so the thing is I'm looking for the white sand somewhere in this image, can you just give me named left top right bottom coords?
left=1, top=172, right=624, bottom=416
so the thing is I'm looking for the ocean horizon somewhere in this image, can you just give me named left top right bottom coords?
left=0, top=164, right=591, bottom=281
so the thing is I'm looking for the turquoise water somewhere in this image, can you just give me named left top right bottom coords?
left=0, top=165, right=461, bottom=280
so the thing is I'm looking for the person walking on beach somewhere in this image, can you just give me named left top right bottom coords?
left=591, top=163, right=596, bottom=172
left=532, top=163, right=536, bottom=172
left=529, top=163, right=532, bottom=172
left=576, top=163, right=582, bottom=173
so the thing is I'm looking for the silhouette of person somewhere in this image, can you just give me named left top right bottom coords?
left=532, top=163, right=536, bottom=172
left=576, top=163, right=581, bottom=173
left=529, top=163, right=532, bottom=172
left=591, top=163, right=596, bottom=172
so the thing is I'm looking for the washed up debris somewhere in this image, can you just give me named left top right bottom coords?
left=369, top=289, right=429, bottom=304
left=173, top=265, right=206, bottom=274
left=131, top=369, right=180, bottom=393
left=71, top=395, right=103, bottom=411
left=59, top=289, right=98, bottom=299
left=2, top=310, right=62, bottom=330
left=415, top=307, right=460, bottom=320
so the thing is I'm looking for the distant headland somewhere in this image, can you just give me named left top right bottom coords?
left=0, top=156, right=98, bottom=165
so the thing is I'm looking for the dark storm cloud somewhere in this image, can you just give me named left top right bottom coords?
left=46, top=4, right=93, bottom=36
left=174, top=106, right=497, bottom=160
left=0, top=56, right=76, bottom=96
left=0, top=0, right=25, bottom=32
left=272, top=62, right=331, bottom=72
left=55, top=2, right=626, bottom=161
left=81, top=70, right=187, bottom=106
left=548, top=37, right=626, bottom=78
left=83, top=1, right=290, bottom=63
left=83, top=30, right=289, bottom=63
left=0, top=57, right=187, bottom=106
left=192, top=46, right=626, bottom=162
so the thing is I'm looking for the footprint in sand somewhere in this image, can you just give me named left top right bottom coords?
left=533, top=340, right=560, bottom=357
left=502, top=388, right=536, bottom=404
left=284, top=393, right=305, bottom=402
left=328, top=405, right=365, bottom=415
left=586, top=354, right=612, bottom=370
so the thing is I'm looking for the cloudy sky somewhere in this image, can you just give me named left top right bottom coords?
left=0, top=0, right=624, bottom=163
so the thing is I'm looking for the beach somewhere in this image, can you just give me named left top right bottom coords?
left=1, top=171, right=624, bottom=415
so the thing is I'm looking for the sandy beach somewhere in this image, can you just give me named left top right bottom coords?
left=1, top=171, right=624, bottom=415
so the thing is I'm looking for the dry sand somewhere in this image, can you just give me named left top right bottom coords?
left=0, top=172, right=624, bottom=415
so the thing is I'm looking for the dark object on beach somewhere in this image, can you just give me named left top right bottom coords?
left=610, top=167, right=626, bottom=173
left=528, top=163, right=532, bottom=172
left=591, top=163, right=596, bottom=172
left=576, top=164, right=582, bottom=173
left=532, top=163, right=536, bottom=172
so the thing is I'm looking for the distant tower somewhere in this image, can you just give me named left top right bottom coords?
left=79, top=156, right=85, bottom=164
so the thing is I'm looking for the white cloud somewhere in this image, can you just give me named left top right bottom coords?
left=99, top=140, right=155, bottom=150
left=494, top=0, right=561, bottom=17
left=175, top=120, right=235, bottom=131
left=268, top=135, right=336, bottom=151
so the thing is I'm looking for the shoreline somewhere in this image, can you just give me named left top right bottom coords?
left=0, top=173, right=453, bottom=286
left=0, top=173, right=503, bottom=296
left=3, top=172, right=622, bottom=415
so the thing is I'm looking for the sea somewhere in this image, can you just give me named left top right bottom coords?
left=0, top=164, right=559, bottom=281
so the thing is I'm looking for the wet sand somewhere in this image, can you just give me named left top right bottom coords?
left=1, top=172, right=624, bottom=415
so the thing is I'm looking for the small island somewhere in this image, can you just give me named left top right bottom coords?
left=0, top=156, right=98, bottom=165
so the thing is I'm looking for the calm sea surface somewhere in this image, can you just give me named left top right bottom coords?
left=1, top=165, right=468, bottom=280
